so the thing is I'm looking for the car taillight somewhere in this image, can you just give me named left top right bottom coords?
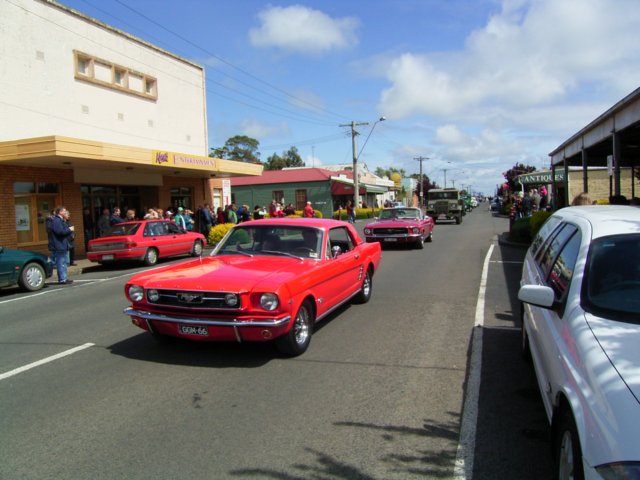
left=124, top=240, right=137, bottom=248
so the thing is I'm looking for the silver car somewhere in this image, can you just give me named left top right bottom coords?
left=519, top=205, right=640, bottom=480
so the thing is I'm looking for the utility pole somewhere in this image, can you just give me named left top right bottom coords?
left=442, top=168, right=449, bottom=188
left=340, top=120, right=369, bottom=209
left=414, top=156, right=429, bottom=208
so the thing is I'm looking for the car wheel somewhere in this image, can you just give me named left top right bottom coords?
left=456, top=214, right=462, bottom=224
left=354, top=268, right=372, bottom=304
left=416, top=236, right=425, bottom=249
left=275, top=300, right=313, bottom=356
left=554, top=410, right=585, bottom=480
left=191, top=240, right=203, bottom=256
left=18, top=262, right=46, bottom=291
left=520, top=303, right=532, bottom=362
left=426, top=231, right=433, bottom=242
left=143, top=248, right=158, bottom=266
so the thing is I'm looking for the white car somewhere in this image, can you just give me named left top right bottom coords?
left=518, top=205, right=640, bottom=480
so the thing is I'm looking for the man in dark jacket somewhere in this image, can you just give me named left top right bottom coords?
left=109, top=207, right=124, bottom=226
left=48, top=206, right=75, bottom=285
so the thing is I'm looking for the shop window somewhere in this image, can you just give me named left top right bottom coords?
left=295, top=189, right=307, bottom=211
left=170, top=186, right=193, bottom=211
left=14, top=182, right=60, bottom=245
left=272, top=190, right=284, bottom=204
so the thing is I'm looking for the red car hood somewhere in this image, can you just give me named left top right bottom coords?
left=129, top=255, right=312, bottom=292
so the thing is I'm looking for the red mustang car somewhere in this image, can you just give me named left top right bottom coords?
left=363, top=207, right=434, bottom=248
left=88, top=220, right=206, bottom=266
left=123, top=218, right=382, bottom=356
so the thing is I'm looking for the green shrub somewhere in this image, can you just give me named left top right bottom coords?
left=529, top=211, right=552, bottom=239
left=510, top=217, right=532, bottom=244
left=208, top=223, right=235, bottom=246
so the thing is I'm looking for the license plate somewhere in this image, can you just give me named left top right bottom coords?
left=384, top=237, right=398, bottom=242
left=102, top=254, right=114, bottom=261
left=438, top=214, right=447, bottom=220
left=179, top=325, right=209, bottom=336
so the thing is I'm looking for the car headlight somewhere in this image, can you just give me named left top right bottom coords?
left=364, top=228, right=371, bottom=235
left=260, top=293, right=279, bottom=311
left=128, top=285, right=144, bottom=302
left=596, top=462, right=640, bottom=479
left=224, top=293, right=239, bottom=307
left=411, top=227, right=420, bottom=234
left=147, top=289, right=160, bottom=302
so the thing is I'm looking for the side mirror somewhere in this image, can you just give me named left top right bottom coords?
left=331, top=245, right=342, bottom=258
left=518, top=284, right=555, bottom=309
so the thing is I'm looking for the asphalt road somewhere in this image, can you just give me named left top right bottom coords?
left=0, top=205, right=552, bottom=480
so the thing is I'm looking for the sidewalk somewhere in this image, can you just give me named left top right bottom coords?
left=68, top=258, right=95, bottom=276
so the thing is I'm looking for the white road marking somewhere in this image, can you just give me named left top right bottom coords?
left=0, top=343, right=95, bottom=381
left=453, top=242, right=495, bottom=479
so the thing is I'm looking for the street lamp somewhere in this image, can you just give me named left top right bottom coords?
left=340, top=116, right=386, bottom=209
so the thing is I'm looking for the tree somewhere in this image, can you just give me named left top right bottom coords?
left=210, top=135, right=261, bottom=163
left=375, top=167, right=406, bottom=179
left=502, top=162, right=536, bottom=192
left=264, top=146, right=305, bottom=170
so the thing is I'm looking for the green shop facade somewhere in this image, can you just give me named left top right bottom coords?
left=230, top=168, right=388, bottom=219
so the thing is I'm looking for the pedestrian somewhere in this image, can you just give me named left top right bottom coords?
left=303, top=201, right=314, bottom=218
left=226, top=204, right=238, bottom=224
left=571, top=192, right=593, bottom=206
left=174, top=207, right=187, bottom=230
left=110, top=207, right=124, bottom=225
left=47, top=206, right=75, bottom=285
left=82, top=207, right=94, bottom=251
left=97, top=208, right=111, bottom=237
left=66, top=211, right=77, bottom=266
left=216, top=207, right=226, bottom=225
left=184, top=209, right=195, bottom=231
left=125, top=209, right=136, bottom=221
left=346, top=200, right=355, bottom=223
left=199, top=203, right=213, bottom=235
left=284, top=203, right=296, bottom=216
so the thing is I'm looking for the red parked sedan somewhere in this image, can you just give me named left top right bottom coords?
left=87, top=220, right=206, bottom=266
left=123, top=218, right=382, bottom=356
left=363, top=207, right=434, bottom=249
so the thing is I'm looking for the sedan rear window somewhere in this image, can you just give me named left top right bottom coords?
left=584, top=234, right=640, bottom=319
left=103, top=223, right=140, bottom=237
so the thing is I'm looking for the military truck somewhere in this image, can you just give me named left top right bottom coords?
left=426, top=188, right=464, bottom=224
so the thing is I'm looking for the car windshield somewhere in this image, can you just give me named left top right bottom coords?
left=102, top=223, right=140, bottom=237
left=379, top=209, right=420, bottom=220
left=584, top=234, right=640, bottom=319
left=429, top=192, right=457, bottom=200
left=215, top=225, right=323, bottom=259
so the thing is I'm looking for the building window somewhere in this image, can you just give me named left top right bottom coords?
left=295, top=189, right=307, bottom=211
left=14, top=182, right=60, bottom=245
left=272, top=190, right=284, bottom=204
left=170, top=187, right=193, bottom=211
left=73, top=50, right=158, bottom=101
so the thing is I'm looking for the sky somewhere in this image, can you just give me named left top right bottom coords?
left=58, top=0, right=640, bottom=194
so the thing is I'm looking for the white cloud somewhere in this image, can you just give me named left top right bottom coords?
left=249, top=5, right=359, bottom=55
left=240, top=119, right=290, bottom=139
left=378, top=0, right=640, bottom=118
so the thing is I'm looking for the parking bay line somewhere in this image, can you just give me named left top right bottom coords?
left=0, top=343, right=95, bottom=381
left=453, top=242, right=495, bottom=479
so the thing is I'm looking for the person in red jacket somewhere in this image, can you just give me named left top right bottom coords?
left=303, top=201, right=314, bottom=218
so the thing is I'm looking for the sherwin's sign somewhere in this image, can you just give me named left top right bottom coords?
left=518, top=170, right=565, bottom=185
left=152, top=151, right=216, bottom=171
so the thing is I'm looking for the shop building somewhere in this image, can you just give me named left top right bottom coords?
left=1, top=0, right=261, bottom=256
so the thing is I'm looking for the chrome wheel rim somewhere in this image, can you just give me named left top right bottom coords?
left=362, top=273, right=371, bottom=297
left=294, top=306, right=310, bottom=345
left=148, top=250, right=158, bottom=263
left=558, top=430, right=574, bottom=480
left=194, top=242, right=202, bottom=255
left=26, top=266, right=44, bottom=288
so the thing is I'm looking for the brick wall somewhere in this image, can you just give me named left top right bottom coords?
left=1, top=166, right=81, bottom=256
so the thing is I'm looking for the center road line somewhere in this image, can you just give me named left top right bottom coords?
left=0, top=343, right=95, bottom=381
left=453, top=241, right=495, bottom=479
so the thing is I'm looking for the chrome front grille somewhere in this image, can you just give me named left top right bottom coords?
left=374, top=228, right=408, bottom=235
left=148, top=289, right=241, bottom=309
